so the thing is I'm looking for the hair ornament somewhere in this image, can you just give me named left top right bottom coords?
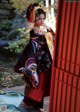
left=28, top=6, right=41, bottom=23
left=27, top=3, right=46, bottom=23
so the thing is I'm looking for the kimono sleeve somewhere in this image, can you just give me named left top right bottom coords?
left=14, top=40, right=37, bottom=74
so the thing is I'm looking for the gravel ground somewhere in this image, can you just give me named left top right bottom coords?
left=0, top=49, right=25, bottom=89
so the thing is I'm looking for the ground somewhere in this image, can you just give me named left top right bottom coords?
left=0, top=49, right=24, bottom=89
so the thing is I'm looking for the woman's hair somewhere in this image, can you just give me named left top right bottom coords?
left=35, top=8, right=46, bottom=19
left=26, top=3, right=46, bottom=22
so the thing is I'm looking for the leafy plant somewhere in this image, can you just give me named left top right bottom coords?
left=0, top=19, right=12, bottom=31
left=6, top=27, right=30, bottom=54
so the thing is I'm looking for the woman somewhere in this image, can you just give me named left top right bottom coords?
left=14, top=3, right=55, bottom=112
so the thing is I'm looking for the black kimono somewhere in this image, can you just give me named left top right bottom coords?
left=14, top=28, right=55, bottom=108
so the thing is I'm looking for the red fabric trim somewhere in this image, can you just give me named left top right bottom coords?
left=24, top=71, right=51, bottom=103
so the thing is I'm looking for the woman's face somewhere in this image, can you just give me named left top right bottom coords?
left=34, top=14, right=45, bottom=26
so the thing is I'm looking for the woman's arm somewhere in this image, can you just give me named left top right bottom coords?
left=14, top=39, right=39, bottom=88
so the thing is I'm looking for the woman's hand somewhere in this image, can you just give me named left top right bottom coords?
left=42, top=23, right=51, bottom=31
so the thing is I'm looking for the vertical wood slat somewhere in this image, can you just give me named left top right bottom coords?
left=61, top=73, right=68, bottom=112
left=56, top=0, right=66, bottom=68
left=54, top=6, right=61, bottom=68
left=69, top=2, right=77, bottom=74
left=70, top=86, right=76, bottom=112
left=56, top=71, right=63, bottom=112
left=74, top=3, right=80, bottom=76
left=52, top=70, right=59, bottom=112
left=65, top=82, right=72, bottom=112
left=49, top=69, right=56, bottom=112
left=66, top=2, right=76, bottom=72
left=76, top=79, right=80, bottom=112
left=66, top=2, right=76, bottom=74
left=70, top=3, right=79, bottom=75
left=61, top=2, right=71, bottom=70
left=76, top=90, right=80, bottom=112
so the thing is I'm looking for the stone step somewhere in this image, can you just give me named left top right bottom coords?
left=0, top=0, right=12, bottom=3
left=0, top=9, right=10, bottom=15
left=0, top=3, right=13, bottom=10
left=0, top=15, right=8, bottom=19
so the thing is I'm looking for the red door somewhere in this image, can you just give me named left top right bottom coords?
left=49, top=1, right=80, bottom=112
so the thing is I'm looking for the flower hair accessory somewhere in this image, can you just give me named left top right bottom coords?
left=26, top=3, right=46, bottom=23
left=29, top=7, right=41, bottom=22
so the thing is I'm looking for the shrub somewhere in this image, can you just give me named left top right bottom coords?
left=6, top=27, right=30, bottom=54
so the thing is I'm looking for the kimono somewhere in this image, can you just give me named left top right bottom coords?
left=14, top=27, right=55, bottom=109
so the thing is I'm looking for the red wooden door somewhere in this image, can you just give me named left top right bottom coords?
left=49, top=1, right=80, bottom=112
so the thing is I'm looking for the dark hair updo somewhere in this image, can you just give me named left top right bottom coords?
left=35, top=8, right=46, bottom=19
left=26, top=3, right=46, bottom=22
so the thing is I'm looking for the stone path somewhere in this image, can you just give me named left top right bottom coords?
left=2, top=85, right=50, bottom=112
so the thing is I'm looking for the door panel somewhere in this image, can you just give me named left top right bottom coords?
left=49, top=1, right=80, bottom=112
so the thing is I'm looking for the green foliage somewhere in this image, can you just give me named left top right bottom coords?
left=0, top=19, right=12, bottom=31
left=6, top=27, right=30, bottom=54
left=7, top=38, right=29, bottom=54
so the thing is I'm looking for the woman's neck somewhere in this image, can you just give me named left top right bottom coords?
left=34, top=25, right=40, bottom=29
